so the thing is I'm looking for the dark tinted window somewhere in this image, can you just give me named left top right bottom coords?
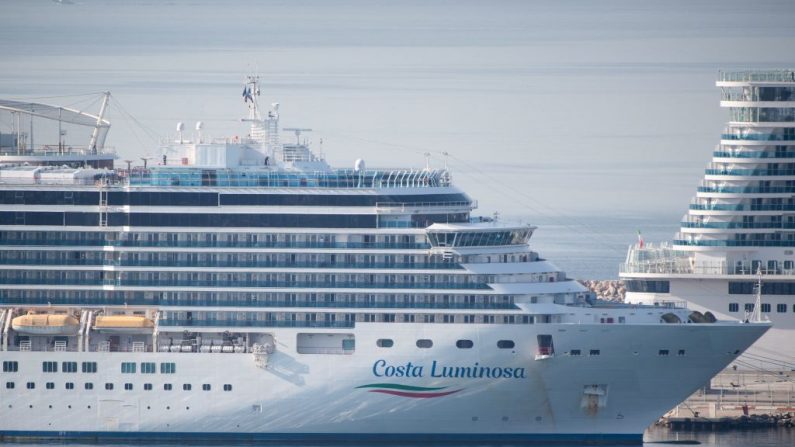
left=497, top=340, right=515, bottom=349
left=456, top=340, right=474, bottom=349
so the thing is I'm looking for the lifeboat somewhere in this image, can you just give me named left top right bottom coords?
left=94, top=315, right=154, bottom=334
left=12, top=313, right=80, bottom=336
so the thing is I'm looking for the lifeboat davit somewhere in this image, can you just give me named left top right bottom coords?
left=11, top=313, right=80, bottom=336
left=94, top=315, right=154, bottom=334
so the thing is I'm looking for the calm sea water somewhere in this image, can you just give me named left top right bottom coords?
left=9, top=427, right=795, bottom=446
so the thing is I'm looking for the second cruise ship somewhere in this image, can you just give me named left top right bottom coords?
left=0, top=77, right=769, bottom=443
left=622, top=70, right=795, bottom=368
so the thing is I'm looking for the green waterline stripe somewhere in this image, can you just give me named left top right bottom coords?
left=355, top=383, right=447, bottom=392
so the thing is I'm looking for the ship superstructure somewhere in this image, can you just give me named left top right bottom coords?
left=0, top=79, right=769, bottom=443
left=622, top=70, right=795, bottom=367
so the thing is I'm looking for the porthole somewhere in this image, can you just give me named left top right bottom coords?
left=376, top=339, right=394, bottom=348
left=416, top=339, right=433, bottom=349
left=497, top=340, right=515, bottom=349
left=456, top=340, right=474, bottom=349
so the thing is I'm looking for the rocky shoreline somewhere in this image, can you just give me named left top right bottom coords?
left=579, top=279, right=625, bottom=301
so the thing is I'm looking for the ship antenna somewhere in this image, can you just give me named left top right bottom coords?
left=752, top=267, right=763, bottom=323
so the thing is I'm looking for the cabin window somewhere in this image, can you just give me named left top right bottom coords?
left=678, top=349, right=686, bottom=356
left=658, top=349, right=670, bottom=356
left=105, top=383, right=114, bottom=390
left=570, top=349, right=581, bottom=356
left=141, top=362, right=156, bottom=374
left=65, top=382, right=74, bottom=390
left=121, top=362, right=136, bottom=374
left=456, top=340, right=474, bottom=349
left=376, top=339, right=394, bottom=348
left=26, top=382, right=34, bottom=389
left=2, top=361, right=18, bottom=372
left=42, top=361, right=58, bottom=373
left=163, top=384, right=173, bottom=391
left=62, top=362, right=77, bottom=373
left=744, top=303, right=754, bottom=312
left=183, top=384, right=192, bottom=391
left=777, top=304, right=787, bottom=313
left=224, top=384, right=233, bottom=391
left=124, top=383, right=133, bottom=391
left=5, top=382, right=13, bottom=389
left=202, top=384, right=211, bottom=391
left=46, top=382, right=55, bottom=390
left=82, top=362, right=97, bottom=373
left=761, top=303, right=771, bottom=313
left=144, top=383, right=153, bottom=391
left=729, top=303, right=739, bottom=312
left=84, top=383, right=93, bottom=390
left=160, top=363, right=176, bottom=374
left=589, top=349, right=600, bottom=356
left=497, top=340, right=515, bottom=349
left=416, top=339, right=433, bottom=349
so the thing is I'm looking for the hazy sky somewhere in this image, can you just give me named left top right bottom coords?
left=1, top=0, right=794, bottom=222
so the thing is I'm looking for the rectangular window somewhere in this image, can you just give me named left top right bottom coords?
left=2, top=361, right=18, bottom=372
left=62, top=362, right=78, bottom=373
left=678, top=349, right=686, bottom=356
left=744, top=303, right=754, bottom=312
left=65, top=382, right=75, bottom=390
left=105, top=383, right=114, bottom=390
left=141, top=362, right=156, bottom=374
left=729, top=303, right=739, bottom=312
left=124, top=383, right=133, bottom=390
left=589, top=349, right=600, bottom=356
left=84, top=383, right=93, bottom=390
left=42, top=361, right=58, bottom=373
left=160, top=362, right=176, bottom=374
left=202, top=384, right=211, bottom=391
left=82, top=362, right=97, bottom=373
left=570, top=349, right=581, bottom=356
left=658, top=349, right=670, bottom=356
left=777, top=303, right=787, bottom=313
left=223, top=384, right=232, bottom=391
left=121, top=362, right=136, bottom=374
left=144, top=383, right=153, bottom=391
left=164, top=383, right=173, bottom=391
left=183, top=384, right=192, bottom=391
left=26, top=382, right=35, bottom=389
left=46, top=382, right=55, bottom=389
left=5, top=382, right=13, bottom=389
left=761, top=303, right=771, bottom=313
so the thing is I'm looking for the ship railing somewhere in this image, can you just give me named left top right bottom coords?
left=0, top=297, right=518, bottom=310
left=0, top=238, right=431, bottom=250
left=158, top=319, right=355, bottom=329
left=0, top=278, right=493, bottom=290
left=375, top=200, right=475, bottom=213
left=0, top=259, right=464, bottom=270
left=719, top=70, right=795, bottom=83
left=621, top=261, right=795, bottom=276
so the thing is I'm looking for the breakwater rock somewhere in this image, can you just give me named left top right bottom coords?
left=579, top=280, right=625, bottom=301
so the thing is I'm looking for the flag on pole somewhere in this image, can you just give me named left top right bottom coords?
left=637, top=230, right=644, bottom=248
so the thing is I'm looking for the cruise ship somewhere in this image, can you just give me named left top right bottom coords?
left=622, top=70, right=795, bottom=369
left=0, top=77, right=769, bottom=443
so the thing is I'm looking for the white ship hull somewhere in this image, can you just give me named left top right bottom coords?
left=0, top=322, right=767, bottom=442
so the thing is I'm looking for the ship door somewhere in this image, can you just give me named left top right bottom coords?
left=535, top=334, right=554, bottom=360
left=99, top=399, right=139, bottom=431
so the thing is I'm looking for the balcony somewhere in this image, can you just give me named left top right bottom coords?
left=0, top=278, right=492, bottom=290
left=0, top=295, right=517, bottom=310
left=681, top=221, right=795, bottom=229
left=704, top=168, right=795, bottom=176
